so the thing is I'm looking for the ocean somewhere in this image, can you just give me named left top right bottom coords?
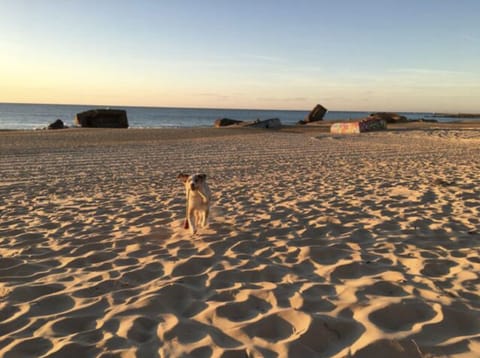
left=0, top=103, right=459, bottom=130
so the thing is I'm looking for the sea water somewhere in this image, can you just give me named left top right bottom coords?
left=0, top=102, right=452, bottom=130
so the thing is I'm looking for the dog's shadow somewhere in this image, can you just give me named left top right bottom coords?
left=204, top=205, right=236, bottom=235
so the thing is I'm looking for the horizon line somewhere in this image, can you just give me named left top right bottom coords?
left=0, top=101, right=443, bottom=114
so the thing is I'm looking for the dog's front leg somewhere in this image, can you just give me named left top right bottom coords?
left=188, top=208, right=196, bottom=234
left=198, top=191, right=208, bottom=203
left=184, top=189, right=190, bottom=230
left=201, top=208, right=209, bottom=228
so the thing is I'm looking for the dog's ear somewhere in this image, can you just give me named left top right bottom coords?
left=198, top=174, right=207, bottom=181
left=177, top=173, right=189, bottom=183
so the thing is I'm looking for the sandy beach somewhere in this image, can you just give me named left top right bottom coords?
left=1, top=124, right=480, bottom=357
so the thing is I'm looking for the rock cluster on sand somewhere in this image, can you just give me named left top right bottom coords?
left=47, top=119, right=67, bottom=130
left=247, top=118, right=281, bottom=129
left=298, top=104, right=327, bottom=124
left=214, top=117, right=281, bottom=129
left=74, top=109, right=129, bottom=128
left=214, top=118, right=244, bottom=127
left=368, top=112, right=407, bottom=123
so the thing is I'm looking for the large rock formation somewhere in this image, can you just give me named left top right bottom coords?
left=214, top=118, right=244, bottom=128
left=298, top=104, right=327, bottom=124
left=74, top=109, right=129, bottom=128
left=214, top=117, right=282, bottom=129
left=368, top=112, right=407, bottom=123
left=244, top=118, right=281, bottom=129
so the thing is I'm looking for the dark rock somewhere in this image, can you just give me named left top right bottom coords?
left=214, top=117, right=281, bottom=129
left=74, top=109, right=128, bottom=128
left=368, top=112, right=407, bottom=123
left=214, top=118, right=244, bottom=128
left=48, top=119, right=66, bottom=130
left=299, top=104, right=327, bottom=124
left=243, top=118, right=281, bottom=129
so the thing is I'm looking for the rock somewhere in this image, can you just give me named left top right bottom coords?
left=243, top=118, right=282, bottom=129
left=330, top=118, right=386, bottom=134
left=214, top=117, right=281, bottom=129
left=47, top=119, right=66, bottom=130
left=299, top=104, right=327, bottom=124
left=368, top=112, right=407, bottom=123
left=74, top=109, right=128, bottom=128
left=214, top=118, right=244, bottom=128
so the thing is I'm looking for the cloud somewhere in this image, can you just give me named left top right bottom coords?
left=194, top=92, right=230, bottom=101
left=461, top=34, right=480, bottom=43
left=256, top=96, right=309, bottom=102
left=240, top=53, right=287, bottom=63
left=388, top=68, right=471, bottom=76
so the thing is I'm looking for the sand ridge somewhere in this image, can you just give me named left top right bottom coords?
left=0, top=127, right=479, bottom=357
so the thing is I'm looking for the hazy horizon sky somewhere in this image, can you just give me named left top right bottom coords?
left=1, top=0, right=479, bottom=112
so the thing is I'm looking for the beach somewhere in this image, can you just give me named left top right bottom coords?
left=1, top=124, right=480, bottom=357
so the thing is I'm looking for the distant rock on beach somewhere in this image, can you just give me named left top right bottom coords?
left=245, top=118, right=281, bottom=129
left=368, top=112, right=407, bottom=123
left=214, top=118, right=244, bottom=128
left=214, top=117, right=282, bottom=129
left=74, top=109, right=129, bottom=128
left=298, top=104, right=327, bottom=124
left=331, top=117, right=387, bottom=134
left=47, top=119, right=67, bottom=130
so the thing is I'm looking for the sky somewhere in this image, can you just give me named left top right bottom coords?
left=0, top=0, right=479, bottom=112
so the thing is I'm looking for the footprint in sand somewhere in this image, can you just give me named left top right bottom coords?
left=369, top=299, right=436, bottom=332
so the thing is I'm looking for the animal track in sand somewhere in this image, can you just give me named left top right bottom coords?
left=288, top=314, right=364, bottom=356
left=369, top=300, right=437, bottom=332
left=243, top=310, right=310, bottom=342
left=215, top=295, right=272, bottom=323
left=359, top=281, right=408, bottom=297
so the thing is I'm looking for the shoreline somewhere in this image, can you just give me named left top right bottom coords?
left=1, top=125, right=480, bottom=357
left=2, top=118, right=480, bottom=133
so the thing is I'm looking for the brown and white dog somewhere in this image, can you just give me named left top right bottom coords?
left=177, top=173, right=211, bottom=234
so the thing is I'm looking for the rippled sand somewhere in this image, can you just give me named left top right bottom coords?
left=1, top=125, right=480, bottom=357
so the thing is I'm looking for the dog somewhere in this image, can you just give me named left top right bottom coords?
left=177, top=173, right=211, bottom=234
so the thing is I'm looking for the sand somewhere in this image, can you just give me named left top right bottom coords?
left=1, top=125, right=480, bottom=357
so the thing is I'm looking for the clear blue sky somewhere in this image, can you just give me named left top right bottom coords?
left=1, top=0, right=479, bottom=111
